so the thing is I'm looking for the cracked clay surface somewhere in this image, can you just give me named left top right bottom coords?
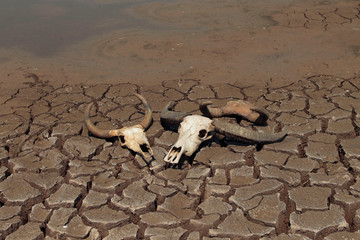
left=1, top=75, right=360, bottom=240
left=1, top=0, right=360, bottom=239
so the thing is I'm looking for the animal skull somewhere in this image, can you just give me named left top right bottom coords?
left=84, top=94, right=154, bottom=160
left=164, top=115, right=214, bottom=164
left=161, top=101, right=287, bottom=164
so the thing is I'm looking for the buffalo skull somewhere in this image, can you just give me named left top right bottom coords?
left=161, top=101, right=286, bottom=164
left=84, top=93, right=154, bottom=160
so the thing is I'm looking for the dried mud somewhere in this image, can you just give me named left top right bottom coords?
left=1, top=0, right=360, bottom=239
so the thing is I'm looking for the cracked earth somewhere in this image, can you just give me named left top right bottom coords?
left=1, top=74, right=360, bottom=240
left=1, top=0, right=360, bottom=239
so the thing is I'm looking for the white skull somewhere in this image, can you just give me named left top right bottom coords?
left=113, top=125, right=153, bottom=160
left=85, top=94, right=154, bottom=161
left=164, top=115, right=214, bottom=164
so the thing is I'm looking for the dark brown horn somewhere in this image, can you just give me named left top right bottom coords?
left=160, top=101, right=189, bottom=132
left=135, top=93, right=152, bottom=130
left=212, top=119, right=287, bottom=143
left=84, top=103, right=113, bottom=138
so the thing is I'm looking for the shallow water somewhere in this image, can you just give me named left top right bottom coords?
left=0, top=0, right=359, bottom=91
left=0, top=0, right=168, bottom=56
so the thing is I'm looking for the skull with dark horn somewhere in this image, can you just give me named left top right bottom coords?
left=161, top=101, right=286, bottom=165
left=84, top=93, right=154, bottom=160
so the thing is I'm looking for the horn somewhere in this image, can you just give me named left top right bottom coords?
left=135, top=93, right=152, bottom=130
left=249, top=107, right=269, bottom=125
left=199, top=101, right=223, bottom=118
left=200, top=100, right=269, bottom=125
left=84, top=103, right=114, bottom=138
left=212, top=119, right=287, bottom=143
left=160, top=101, right=189, bottom=132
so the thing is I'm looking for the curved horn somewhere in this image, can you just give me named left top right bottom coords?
left=212, top=119, right=287, bottom=143
left=160, top=101, right=189, bottom=132
left=199, top=101, right=223, bottom=118
left=249, top=107, right=269, bottom=125
left=84, top=103, right=114, bottom=138
left=200, top=100, right=269, bottom=125
left=135, top=93, right=152, bottom=130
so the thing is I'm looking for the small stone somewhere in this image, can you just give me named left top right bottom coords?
left=327, top=119, right=354, bottom=134
left=190, top=214, right=220, bottom=227
left=0, top=174, right=41, bottom=204
left=158, top=192, right=196, bottom=220
left=248, top=193, right=286, bottom=225
left=230, top=179, right=283, bottom=203
left=111, top=180, right=156, bottom=213
left=198, top=196, right=232, bottom=215
left=147, top=184, right=177, bottom=197
left=6, top=222, right=43, bottom=240
left=341, top=136, right=360, bottom=158
left=92, top=172, right=125, bottom=192
left=229, top=166, right=258, bottom=186
left=68, top=159, right=109, bottom=178
left=283, top=119, right=321, bottom=135
left=209, top=209, right=273, bottom=237
left=208, top=169, right=227, bottom=185
left=82, top=206, right=129, bottom=229
left=24, top=172, right=63, bottom=192
left=204, top=184, right=231, bottom=199
left=140, top=212, right=181, bottom=226
left=308, top=133, right=337, bottom=144
left=0, top=166, right=7, bottom=181
left=155, top=131, right=179, bottom=147
left=183, top=179, right=203, bottom=196
left=260, top=166, right=301, bottom=186
left=63, top=136, right=104, bottom=158
left=187, top=231, right=201, bottom=240
left=0, top=206, right=21, bottom=221
left=308, top=98, right=335, bottom=115
left=305, top=142, right=338, bottom=160
left=264, top=136, right=301, bottom=155
left=260, top=233, right=311, bottom=240
left=323, top=231, right=360, bottom=240
left=309, top=163, right=352, bottom=187
left=186, top=165, right=211, bottom=179
left=157, top=168, right=185, bottom=182
left=289, top=186, right=331, bottom=211
left=46, top=184, right=82, bottom=208
left=104, top=223, right=140, bottom=240
left=0, top=216, right=21, bottom=234
left=290, top=205, right=347, bottom=234
left=254, top=150, right=289, bottom=166
left=29, top=203, right=52, bottom=222
left=334, top=189, right=360, bottom=206
left=285, top=156, right=319, bottom=172
left=196, top=147, right=245, bottom=167
left=144, top=226, right=187, bottom=240
left=82, top=190, right=110, bottom=208
left=47, top=208, right=92, bottom=239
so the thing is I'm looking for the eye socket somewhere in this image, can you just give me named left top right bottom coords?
left=198, top=129, right=208, bottom=138
left=119, top=135, right=126, bottom=144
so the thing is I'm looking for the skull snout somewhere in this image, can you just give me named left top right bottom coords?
left=164, top=145, right=185, bottom=164
left=118, top=127, right=154, bottom=161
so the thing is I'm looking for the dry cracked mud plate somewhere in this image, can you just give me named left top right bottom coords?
left=1, top=74, right=360, bottom=239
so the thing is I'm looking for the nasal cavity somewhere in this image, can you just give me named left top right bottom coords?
left=172, top=146, right=182, bottom=153
left=140, top=144, right=150, bottom=152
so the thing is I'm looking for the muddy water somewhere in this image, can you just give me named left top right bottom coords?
left=0, top=0, right=174, bottom=56
left=0, top=0, right=359, bottom=92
